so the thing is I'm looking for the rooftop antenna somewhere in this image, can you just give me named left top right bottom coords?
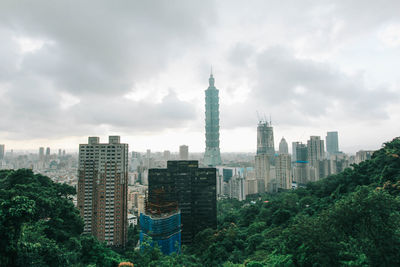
left=256, top=110, right=261, bottom=123
left=211, top=65, right=213, bottom=75
left=269, top=114, right=272, bottom=125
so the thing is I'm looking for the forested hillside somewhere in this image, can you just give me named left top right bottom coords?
left=0, top=169, right=123, bottom=266
left=189, top=137, right=400, bottom=266
left=1, top=137, right=399, bottom=266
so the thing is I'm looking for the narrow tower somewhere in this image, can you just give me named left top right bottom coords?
left=256, top=120, right=275, bottom=158
left=204, top=72, right=222, bottom=166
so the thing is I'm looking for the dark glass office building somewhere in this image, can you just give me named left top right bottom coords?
left=148, top=160, right=217, bottom=245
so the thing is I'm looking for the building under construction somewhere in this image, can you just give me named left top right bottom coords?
left=139, top=210, right=181, bottom=255
left=140, top=171, right=181, bottom=255
left=143, top=161, right=217, bottom=245
left=256, top=119, right=275, bottom=159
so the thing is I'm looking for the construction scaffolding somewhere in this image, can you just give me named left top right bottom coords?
left=140, top=179, right=181, bottom=255
left=145, top=188, right=179, bottom=215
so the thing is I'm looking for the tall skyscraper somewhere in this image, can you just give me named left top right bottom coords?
left=279, top=137, right=289, bottom=154
left=163, top=150, right=171, bottom=161
left=292, top=142, right=300, bottom=162
left=293, top=143, right=309, bottom=185
left=147, top=161, right=217, bottom=245
left=307, top=136, right=325, bottom=181
left=275, top=154, right=292, bottom=189
left=255, top=154, right=270, bottom=193
left=0, top=144, right=4, bottom=160
left=326, top=131, right=339, bottom=154
left=39, top=147, right=45, bottom=161
left=46, top=147, right=50, bottom=157
left=204, top=72, right=222, bottom=166
left=179, top=145, right=189, bottom=160
left=145, top=149, right=152, bottom=169
left=256, top=120, right=275, bottom=158
left=77, top=136, right=128, bottom=247
left=307, top=136, right=325, bottom=166
left=255, top=120, right=275, bottom=192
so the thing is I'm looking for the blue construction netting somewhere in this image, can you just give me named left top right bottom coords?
left=140, top=212, right=181, bottom=255
left=140, top=231, right=181, bottom=255
left=140, top=212, right=181, bottom=236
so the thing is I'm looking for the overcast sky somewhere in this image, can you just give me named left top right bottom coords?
left=0, top=0, right=399, bottom=153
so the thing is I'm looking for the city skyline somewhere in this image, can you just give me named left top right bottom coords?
left=0, top=128, right=387, bottom=155
left=1, top=1, right=399, bottom=153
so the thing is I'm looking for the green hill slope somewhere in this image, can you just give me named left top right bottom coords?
left=188, top=137, right=400, bottom=266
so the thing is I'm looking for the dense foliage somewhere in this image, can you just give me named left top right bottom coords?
left=1, top=137, right=399, bottom=266
left=0, top=169, right=123, bottom=266
left=186, top=137, right=400, bottom=266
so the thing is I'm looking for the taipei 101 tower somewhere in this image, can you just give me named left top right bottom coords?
left=204, top=70, right=222, bottom=166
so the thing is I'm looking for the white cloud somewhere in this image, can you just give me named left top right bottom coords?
left=379, top=24, right=400, bottom=47
left=13, top=36, right=50, bottom=54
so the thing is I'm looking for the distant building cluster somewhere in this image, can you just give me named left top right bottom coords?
left=0, top=144, right=78, bottom=188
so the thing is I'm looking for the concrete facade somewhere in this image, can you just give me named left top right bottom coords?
left=77, top=136, right=128, bottom=247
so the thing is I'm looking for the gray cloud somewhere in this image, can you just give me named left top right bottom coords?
left=0, top=0, right=216, bottom=95
left=1, top=0, right=399, bottom=151
left=0, top=0, right=215, bottom=139
left=0, top=86, right=196, bottom=139
left=222, top=46, right=399, bottom=128
left=73, top=91, right=196, bottom=131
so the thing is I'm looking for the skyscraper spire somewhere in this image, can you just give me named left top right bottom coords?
left=209, top=67, right=215, bottom=87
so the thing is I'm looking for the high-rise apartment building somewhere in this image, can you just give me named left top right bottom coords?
left=216, top=167, right=246, bottom=201
left=307, top=136, right=325, bottom=166
left=39, top=147, right=45, bottom=161
left=179, top=145, right=189, bottom=160
left=275, top=154, right=292, bottom=189
left=279, top=137, right=289, bottom=154
left=291, top=142, right=298, bottom=162
left=77, top=136, right=128, bottom=247
left=293, top=143, right=309, bottom=185
left=256, top=120, right=275, bottom=158
left=326, top=131, right=339, bottom=154
left=204, top=72, right=222, bottom=166
left=255, top=154, right=270, bottom=193
left=228, top=172, right=245, bottom=201
left=147, top=161, right=217, bottom=245
left=307, top=136, right=325, bottom=181
left=0, top=144, right=4, bottom=160
left=163, top=150, right=171, bottom=161
left=355, top=150, right=374, bottom=164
